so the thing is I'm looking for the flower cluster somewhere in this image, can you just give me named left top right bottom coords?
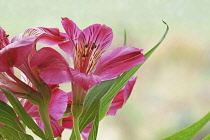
left=0, top=18, right=145, bottom=140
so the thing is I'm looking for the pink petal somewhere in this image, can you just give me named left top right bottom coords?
left=73, top=24, right=113, bottom=73
left=49, top=89, right=68, bottom=120
left=30, top=47, right=73, bottom=84
left=59, top=41, right=74, bottom=60
left=81, top=123, right=93, bottom=140
left=23, top=100, right=39, bottom=118
left=60, top=18, right=81, bottom=58
left=79, top=24, right=113, bottom=51
left=36, top=117, right=64, bottom=138
left=0, top=73, right=29, bottom=94
left=50, top=118, right=65, bottom=138
left=0, top=27, right=10, bottom=49
left=0, top=123, right=4, bottom=127
left=61, top=18, right=81, bottom=43
left=107, top=77, right=137, bottom=116
left=67, top=91, right=73, bottom=104
left=0, top=36, right=36, bottom=72
left=22, top=27, right=66, bottom=45
left=94, top=46, right=145, bottom=81
left=62, top=115, right=73, bottom=129
left=70, top=69, right=101, bottom=90
left=0, top=90, right=7, bottom=103
left=62, top=115, right=92, bottom=140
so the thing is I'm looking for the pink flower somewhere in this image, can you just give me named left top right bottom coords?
left=22, top=88, right=68, bottom=138
left=0, top=26, right=66, bottom=101
left=62, top=77, right=137, bottom=140
left=31, top=18, right=145, bottom=90
left=12, top=27, right=66, bottom=85
left=0, top=27, right=38, bottom=97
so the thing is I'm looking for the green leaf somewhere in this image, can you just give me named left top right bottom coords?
left=80, top=79, right=116, bottom=130
left=88, top=104, right=100, bottom=140
left=163, top=112, right=210, bottom=140
left=203, top=134, right=210, bottom=140
left=0, top=101, right=25, bottom=133
left=0, top=88, right=46, bottom=140
left=0, top=125, right=34, bottom=140
left=99, top=21, right=169, bottom=120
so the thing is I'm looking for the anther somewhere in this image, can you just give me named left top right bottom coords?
left=84, top=44, right=88, bottom=48
left=91, top=43, right=97, bottom=50
left=82, top=53, right=89, bottom=57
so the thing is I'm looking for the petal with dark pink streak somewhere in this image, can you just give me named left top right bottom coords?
left=94, top=46, right=145, bottom=81
left=22, top=27, right=66, bottom=45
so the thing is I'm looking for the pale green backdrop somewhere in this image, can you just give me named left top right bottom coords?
left=1, top=0, right=210, bottom=139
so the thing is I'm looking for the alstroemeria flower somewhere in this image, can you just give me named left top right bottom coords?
left=62, top=77, right=137, bottom=140
left=12, top=27, right=66, bottom=84
left=22, top=88, right=68, bottom=138
left=31, top=18, right=145, bottom=90
left=0, top=26, right=66, bottom=105
left=0, top=27, right=41, bottom=98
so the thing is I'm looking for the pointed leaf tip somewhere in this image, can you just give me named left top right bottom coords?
left=162, top=20, right=169, bottom=30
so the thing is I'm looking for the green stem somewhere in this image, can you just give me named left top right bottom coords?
left=71, top=84, right=87, bottom=140
left=39, top=103, right=54, bottom=140
left=73, top=117, right=81, bottom=140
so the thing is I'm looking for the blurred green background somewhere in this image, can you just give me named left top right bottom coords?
left=1, top=0, right=210, bottom=139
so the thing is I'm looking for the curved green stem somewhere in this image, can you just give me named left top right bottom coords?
left=39, top=103, right=54, bottom=140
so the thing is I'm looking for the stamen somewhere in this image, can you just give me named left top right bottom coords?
left=91, top=43, right=97, bottom=50
left=84, top=44, right=88, bottom=48
left=82, top=53, right=89, bottom=57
